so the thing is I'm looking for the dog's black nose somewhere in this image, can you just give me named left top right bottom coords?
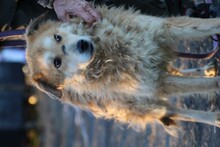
left=77, top=39, right=93, bottom=53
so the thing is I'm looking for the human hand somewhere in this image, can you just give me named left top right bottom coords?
left=53, top=0, right=101, bottom=24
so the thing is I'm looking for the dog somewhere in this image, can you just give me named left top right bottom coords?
left=25, top=6, right=220, bottom=136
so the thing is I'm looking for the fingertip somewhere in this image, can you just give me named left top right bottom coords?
left=90, top=10, right=102, bottom=21
left=58, top=13, right=71, bottom=22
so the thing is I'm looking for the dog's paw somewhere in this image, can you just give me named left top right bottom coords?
left=197, top=61, right=216, bottom=77
left=215, top=113, right=220, bottom=127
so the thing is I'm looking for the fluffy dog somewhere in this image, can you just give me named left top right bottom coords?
left=25, top=6, right=220, bottom=136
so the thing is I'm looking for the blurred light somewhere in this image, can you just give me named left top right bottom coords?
left=22, top=65, right=29, bottom=74
left=205, top=68, right=216, bottom=77
left=28, top=96, right=38, bottom=105
left=0, top=48, right=25, bottom=63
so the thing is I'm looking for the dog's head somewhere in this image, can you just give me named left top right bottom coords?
left=25, top=13, right=96, bottom=99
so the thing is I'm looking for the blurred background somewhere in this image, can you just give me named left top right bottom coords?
left=1, top=0, right=220, bottom=147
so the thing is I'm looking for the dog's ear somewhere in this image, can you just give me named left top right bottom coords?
left=26, top=11, right=51, bottom=36
left=33, top=74, right=63, bottom=99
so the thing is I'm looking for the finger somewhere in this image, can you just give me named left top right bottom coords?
left=84, top=3, right=102, bottom=20
left=53, top=4, right=70, bottom=22
left=56, top=10, right=70, bottom=22
left=60, top=13, right=70, bottom=22
left=70, top=10, right=96, bottom=24
left=69, top=2, right=100, bottom=24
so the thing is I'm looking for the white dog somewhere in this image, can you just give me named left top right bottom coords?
left=25, top=6, right=220, bottom=136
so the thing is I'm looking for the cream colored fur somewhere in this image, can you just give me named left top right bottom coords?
left=25, top=6, right=220, bottom=136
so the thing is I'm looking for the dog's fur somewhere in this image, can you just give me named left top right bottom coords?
left=25, top=6, right=220, bottom=136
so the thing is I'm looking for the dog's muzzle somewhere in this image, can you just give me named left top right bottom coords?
left=76, top=39, right=94, bottom=56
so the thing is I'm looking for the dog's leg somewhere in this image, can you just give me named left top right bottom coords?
left=168, top=62, right=216, bottom=77
left=146, top=100, right=220, bottom=136
left=163, top=75, right=220, bottom=96
left=164, top=107, right=220, bottom=128
left=165, top=17, right=220, bottom=40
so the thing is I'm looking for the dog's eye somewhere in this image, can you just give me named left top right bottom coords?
left=54, top=34, right=62, bottom=42
left=54, top=57, right=62, bottom=68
